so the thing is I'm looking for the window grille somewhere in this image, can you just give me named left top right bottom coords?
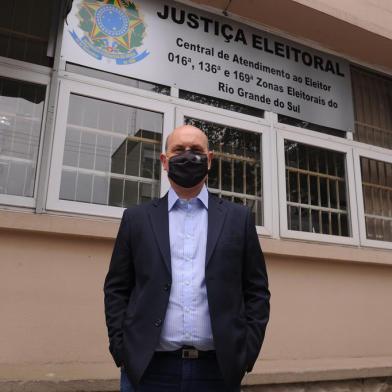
left=285, top=140, right=350, bottom=236
left=59, top=94, right=162, bottom=208
left=360, top=157, right=392, bottom=242
left=0, top=76, right=45, bottom=197
left=185, top=117, right=263, bottom=226
left=351, top=66, right=392, bottom=149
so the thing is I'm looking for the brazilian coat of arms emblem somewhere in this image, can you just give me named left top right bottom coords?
left=70, top=0, right=149, bottom=64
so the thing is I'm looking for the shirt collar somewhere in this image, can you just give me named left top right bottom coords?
left=168, top=185, right=209, bottom=211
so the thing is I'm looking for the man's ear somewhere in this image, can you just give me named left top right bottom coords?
left=160, top=153, right=169, bottom=172
left=207, top=151, right=214, bottom=170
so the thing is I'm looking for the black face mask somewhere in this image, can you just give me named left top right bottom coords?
left=168, top=150, right=209, bottom=188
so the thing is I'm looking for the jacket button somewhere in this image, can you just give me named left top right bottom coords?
left=163, top=283, right=171, bottom=291
left=154, top=319, right=162, bottom=327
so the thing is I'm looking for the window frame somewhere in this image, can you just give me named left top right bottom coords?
left=46, top=78, right=174, bottom=218
left=0, top=57, right=50, bottom=208
left=175, top=105, right=273, bottom=236
left=353, top=146, right=392, bottom=250
left=276, top=126, right=360, bottom=245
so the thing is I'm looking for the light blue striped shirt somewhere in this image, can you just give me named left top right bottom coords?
left=157, top=185, right=214, bottom=351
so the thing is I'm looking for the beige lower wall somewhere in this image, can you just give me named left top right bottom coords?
left=1, top=227, right=392, bottom=382
left=0, top=230, right=113, bottom=366
left=263, top=256, right=392, bottom=360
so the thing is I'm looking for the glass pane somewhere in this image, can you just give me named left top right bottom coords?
left=108, top=177, right=124, bottom=207
left=320, top=178, right=328, bottom=207
left=351, top=67, right=392, bottom=150
left=340, top=214, right=349, bottom=237
left=60, top=94, right=163, bottom=208
left=287, top=171, right=298, bottom=203
left=0, top=77, right=45, bottom=198
left=179, top=90, right=264, bottom=118
left=278, top=115, right=345, bottom=137
left=311, top=210, right=320, bottom=233
left=221, top=159, right=232, bottom=192
left=310, top=175, right=318, bottom=205
left=124, top=180, right=138, bottom=208
left=125, top=140, right=141, bottom=177
left=66, top=64, right=170, bottom=96
left=360, top=156, right=392, bottom=242
left=321, top=211, right=330, bottom=234
left=0, top=0, right=54, bottom=66
left=76, top=172, right=93, bottom=203
left=140, top=182, right=156, bottom=204
left=234, top=161, right=244, bottom=194
left=301, top=208, right=310, bottom=232
left=95, top=134, right=111, bottom=172
left=288, top=206, right=300, bottom=231
left=92, top=175, right=109, bottom=205
left=300, top=174, right=308, bottom=204
left=207, top=160, right=219, bottom=189
left=284, top=140, right=350, bottom=236
left=329, top=179, right=338, bottom=209
left=185, top=116, right=263, bottom=226
left=111, top=137, right=126, bottom=175
left=59, top=170, right=76, bottom=201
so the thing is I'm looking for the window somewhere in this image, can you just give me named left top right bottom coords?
left=185, top=116, right=263, bottom=226
left=0, top=76, right=46, bottom=202
left=360, top=157, right=392, bottom=242
left=284, top=140, right=349, bottom=236
left=277, top=130, right=359, bottom=244
left=0, top=0, right=55, bottom=67
left=47, top=80, right=173, bottom=217
left=59, top=94, right=162, bottom=208
left=351, top=66, right=392, bottom=149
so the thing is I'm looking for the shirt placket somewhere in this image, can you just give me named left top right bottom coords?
left=182, top=201, right=194, bottom=344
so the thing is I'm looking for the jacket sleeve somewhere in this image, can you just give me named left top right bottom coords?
left=103, top=209, right=135, bottom=367
left=243, top=208, right=271, bottom=372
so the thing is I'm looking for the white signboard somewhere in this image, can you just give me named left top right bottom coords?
left=62, top=0, right=355, bottom=131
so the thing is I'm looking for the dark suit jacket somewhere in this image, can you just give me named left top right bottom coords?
left=104, top=192, right=270, bottom=387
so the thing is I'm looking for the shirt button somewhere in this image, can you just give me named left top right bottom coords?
left=154, top=319, right=162, bottom=327
left=185, top=281, right=190, bottom=286
left=163, top=283, right=171, bottom=291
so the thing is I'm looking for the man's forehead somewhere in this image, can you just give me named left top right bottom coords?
left=167, top=126, right=208, bottom=148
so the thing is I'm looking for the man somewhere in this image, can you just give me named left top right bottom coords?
left=104, top=125, right=270, bottom=391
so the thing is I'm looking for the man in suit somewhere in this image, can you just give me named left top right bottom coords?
left=104, top=125, right=270, bottom=392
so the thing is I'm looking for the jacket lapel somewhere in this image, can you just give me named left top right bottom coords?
left=206, top=193, right=227, bottom=267
left=148, top=194, right=171, bottom=275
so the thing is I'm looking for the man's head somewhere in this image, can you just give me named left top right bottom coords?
left=160, top=125, right=213, bottom=190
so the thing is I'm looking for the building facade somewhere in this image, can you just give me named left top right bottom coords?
left=0, top=0, right=392, bottom=390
